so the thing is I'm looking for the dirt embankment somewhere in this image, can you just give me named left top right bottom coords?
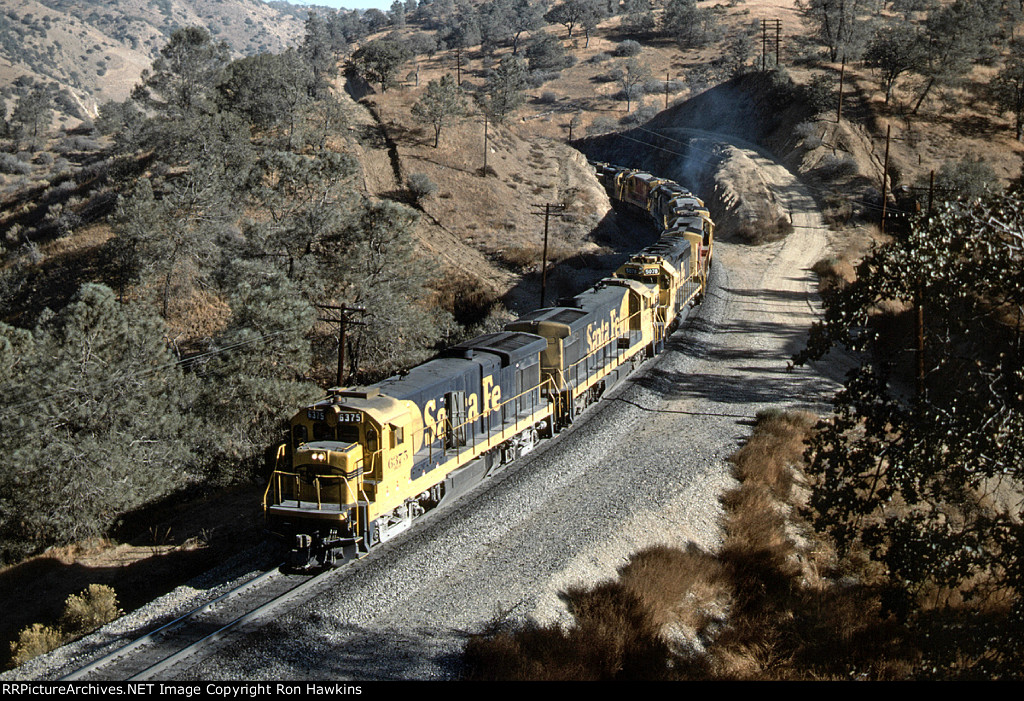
left=345, top=82, right=644, bottom=319
left=574, top=74, right=824, bottom=242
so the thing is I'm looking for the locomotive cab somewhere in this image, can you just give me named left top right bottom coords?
left=264, top=404, right=370, bottom=567
left=264, top=392, right=425, bottom=568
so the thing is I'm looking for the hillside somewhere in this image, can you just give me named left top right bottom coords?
left=0, top=0, right=306, bottom=125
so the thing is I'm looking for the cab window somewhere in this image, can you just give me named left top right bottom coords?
left=390, top=425, right=405, bottom=448
left=338, top=425, right=360, bottom=443
left=313, top=422, right=334, bottom=441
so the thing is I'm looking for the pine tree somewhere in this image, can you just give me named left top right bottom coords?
left=482, top=55, right=529, bottom=121
left=412, top=75, right=467, bottom=147
left=0, top=285, right=198, bottom=563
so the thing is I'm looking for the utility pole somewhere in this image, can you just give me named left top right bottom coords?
left=761, top=19, right=781, bottom=71
left=776, top=19, right=781, bottom=68
left=316, top=304, right=367, bottom=387
left=567, top=111, right=582, bottom=142
left=880, top=123, right=892, bottom=234
left=761, top=19, right=766, bottom=71
left=531, top=204, right=566, bottom=307
left=837, top=56, right=845, bottom=123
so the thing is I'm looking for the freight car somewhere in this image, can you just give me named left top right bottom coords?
left=263, top=164, right=715, bottom=568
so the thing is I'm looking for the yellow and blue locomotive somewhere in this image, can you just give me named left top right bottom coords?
left=263, top=163, right=715, bottom=568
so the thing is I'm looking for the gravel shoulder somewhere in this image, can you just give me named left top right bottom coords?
left=6, top=135, right=843, bottom=682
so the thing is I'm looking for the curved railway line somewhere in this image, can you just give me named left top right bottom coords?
left=59, top=566, right=327, bottom=681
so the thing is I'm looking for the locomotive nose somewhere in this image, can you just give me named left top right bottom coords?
left=295, top=441, right=364, bottom=496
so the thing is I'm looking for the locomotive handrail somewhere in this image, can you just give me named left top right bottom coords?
left=265, top=471, right=353, bottom=511
left=562, top=305, right=649, bottom=393
left=324, top=376, right=556, bottom=473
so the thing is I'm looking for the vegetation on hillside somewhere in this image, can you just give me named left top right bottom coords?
left=457, top=0, right=1024, bottom=681
left=0, top=22, right=451, bottom=566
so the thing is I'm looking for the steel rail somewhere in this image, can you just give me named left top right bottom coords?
left=125, top=568, right=329, bottom=680
left=60, top=565, right=297, bottom=681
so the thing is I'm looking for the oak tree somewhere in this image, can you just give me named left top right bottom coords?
left=796, top=190, right=1024, bottom=676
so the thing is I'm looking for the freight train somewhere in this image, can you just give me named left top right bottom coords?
left=263, top=164, right=715, bottom=568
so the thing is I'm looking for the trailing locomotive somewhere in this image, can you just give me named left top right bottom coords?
left=263, top=163, right=715, bottom=568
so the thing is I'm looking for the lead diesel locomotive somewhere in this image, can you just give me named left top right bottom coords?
left=263, top=164, right=714, bottom=568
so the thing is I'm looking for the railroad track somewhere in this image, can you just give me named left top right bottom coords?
left=60, top=565, right=328, bottom=681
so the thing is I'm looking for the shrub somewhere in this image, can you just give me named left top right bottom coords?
left=643, top=79, right=663, bottom=94
left=927, top=156, right=1001, bottom=201
left=8, top=624, right=65, bottom=667
left=619, top=105, right=659, bottom=126
left=407, top=173, right=437, bottom=203
left=60, top=584, right=122, bottom=635
left=587, top=116, right=619, bottom=136
left=811, top=255, right=856, bottom=293
left=736, top=201, right=795, bottom=243
left=615, top=40, right=642, bottom=57
left=527, top=71, right=558, bottom=88
left=822, top=191, right=854, bottom=228
left=0, top=152, right=31, bottom=175
left=56, top=135, right=101, bottom=153
left=801, top=74, right=836, bottom=115
left=793, top=121, right=818, bottom=140
left=816, top=153, right=858, bottom=178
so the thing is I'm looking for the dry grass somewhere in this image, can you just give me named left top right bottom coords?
left=463, top=410, right=822, bottom=680
left=811, top=255, right=856, bottom=294
left=496, top=237, right=581, bottom=272
left=462, top=408, right=990, bottom=680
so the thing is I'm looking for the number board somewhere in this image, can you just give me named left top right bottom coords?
left=337, top=412, right=361, bottom=423
left=306, top=409, right=325, bottom=421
